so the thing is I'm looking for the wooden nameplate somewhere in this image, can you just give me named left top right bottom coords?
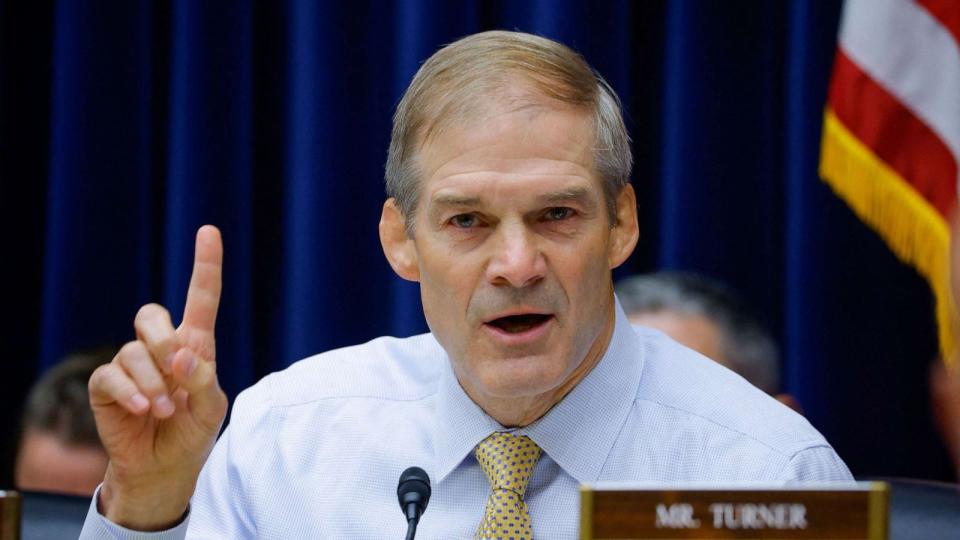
left=0, top=490, right=20, bottom=540
left=580, top=482, right=888, bottom=539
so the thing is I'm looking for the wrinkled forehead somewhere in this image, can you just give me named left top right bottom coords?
left=416, top=84, right=597, bottom=172
left=416, top=104, right=598, bottom=194
left=416, top=79, right=595, bottom=158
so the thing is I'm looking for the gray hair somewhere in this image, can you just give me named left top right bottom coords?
left=21, top=346, right=115, bottom=447
left=385, top=30, right=632, bottom=233
left=616, top=272, right=781, bottom=394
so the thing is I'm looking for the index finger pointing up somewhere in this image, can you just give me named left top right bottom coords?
left=182, top=225, right=223, bottom=334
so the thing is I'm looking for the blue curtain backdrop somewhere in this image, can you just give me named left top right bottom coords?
left=0, top=0, right=951, bottom=486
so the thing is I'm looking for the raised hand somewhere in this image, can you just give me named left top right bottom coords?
left=88, top=225, right=228, bottom=531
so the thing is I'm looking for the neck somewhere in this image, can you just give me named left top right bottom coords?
left=468, top=304, right=617, bottom=428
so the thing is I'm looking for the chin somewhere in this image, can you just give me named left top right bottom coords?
left=477, top=354, right=572, bottom=398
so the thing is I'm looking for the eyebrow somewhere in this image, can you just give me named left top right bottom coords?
left=538, top=187, right=596, bottom=208
left=429, top=186, right=597, bottom=210
left=431, top=194, right=483, bottom=207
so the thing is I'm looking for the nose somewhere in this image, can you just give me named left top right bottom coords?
left=486, top=223, right=547, bottom=288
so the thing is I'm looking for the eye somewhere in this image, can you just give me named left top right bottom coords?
left=450, top=213, right=479, bottom=229
left=543, top=207, right=574, bottom=221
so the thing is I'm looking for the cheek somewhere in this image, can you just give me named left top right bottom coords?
left=553, top=241, right=614, bottom=350
left=418, top=255, right=481, bottom=338
left=556, top=240, right=611, bottom=299
left=420, top=258, right=474, bottom=306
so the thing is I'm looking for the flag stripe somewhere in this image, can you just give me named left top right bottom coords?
left=917, top=0, right=960, bottom=51
left=828, top=49, right=958, bottom=218
left=839, top=0, right=960, bottom=179
left=820, top=110, right=956, bottom=360
left=822, top=0, right=960, bottom=362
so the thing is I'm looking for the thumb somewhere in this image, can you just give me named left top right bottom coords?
left=171, top=348, right=227, bottom=430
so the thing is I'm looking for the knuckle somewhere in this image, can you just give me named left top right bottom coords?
left=135, top=303, right=170, bottom=325
left=117, top=351, right=166, bottom=392
left=117, top=341, right=148, bottom=365
left=89, top=364, right=134, bottom=399
left=88, top=364, right=111, bottom=392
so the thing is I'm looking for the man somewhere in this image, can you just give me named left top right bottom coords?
left=81, top=31, right=851, bottom=539
left=15, top=348, right=112, bottom=496
left=930, top=211, right=960, bottom=480
left=616, top=272, right=802, bottom=412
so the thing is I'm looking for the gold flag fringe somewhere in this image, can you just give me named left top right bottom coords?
left=820, top=109, right=957, bottom=365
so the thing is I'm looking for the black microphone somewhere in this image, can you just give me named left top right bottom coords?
left=397, top=466, right=431, bottom=540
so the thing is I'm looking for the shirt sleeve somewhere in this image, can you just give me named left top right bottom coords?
left=780, top=445, right=855, bottom=483
left=77, top=485, right=190, bottom=540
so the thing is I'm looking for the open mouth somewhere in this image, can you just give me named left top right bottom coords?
left=486, top=313, right=553, bottom=334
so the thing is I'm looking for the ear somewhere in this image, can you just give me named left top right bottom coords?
left=608, top=183, right=640, bottom=269
left=379, top=198, right=420, bottom=282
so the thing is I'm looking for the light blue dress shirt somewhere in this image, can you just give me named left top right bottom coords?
left=80, top=302, right=852, bottom=539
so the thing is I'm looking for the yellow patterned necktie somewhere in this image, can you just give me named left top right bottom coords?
left=474, top=432, right=542, bottom=540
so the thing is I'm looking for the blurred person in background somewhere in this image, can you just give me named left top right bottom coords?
left=931, top=360, right=960, bottom=480
left=15, top=347, right=114, bottom=496
left=931, top=212, right=960, bottom=480
left=616, top=272, right=801, bottom=412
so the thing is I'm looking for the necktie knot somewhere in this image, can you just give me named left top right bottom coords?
left=475, top=432, right=541, bottom=496
left=474, top=432, right=542, bottom=540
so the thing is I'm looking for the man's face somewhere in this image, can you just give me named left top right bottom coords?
left=16, top=429, right=108, bottom=496
left=395, top=100, right=636, bottom=409
left=629, top=310, right=728, bottom=367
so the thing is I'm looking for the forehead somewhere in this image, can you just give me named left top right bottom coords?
left=417, top=102, right=598, bottom=203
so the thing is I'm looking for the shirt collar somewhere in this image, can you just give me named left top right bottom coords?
left=432, top=298, right=644, bottom=484
left=433, top=353, right=502, bottom=483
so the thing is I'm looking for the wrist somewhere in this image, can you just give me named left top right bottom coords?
left=99, top=464, right=194, bottom=531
